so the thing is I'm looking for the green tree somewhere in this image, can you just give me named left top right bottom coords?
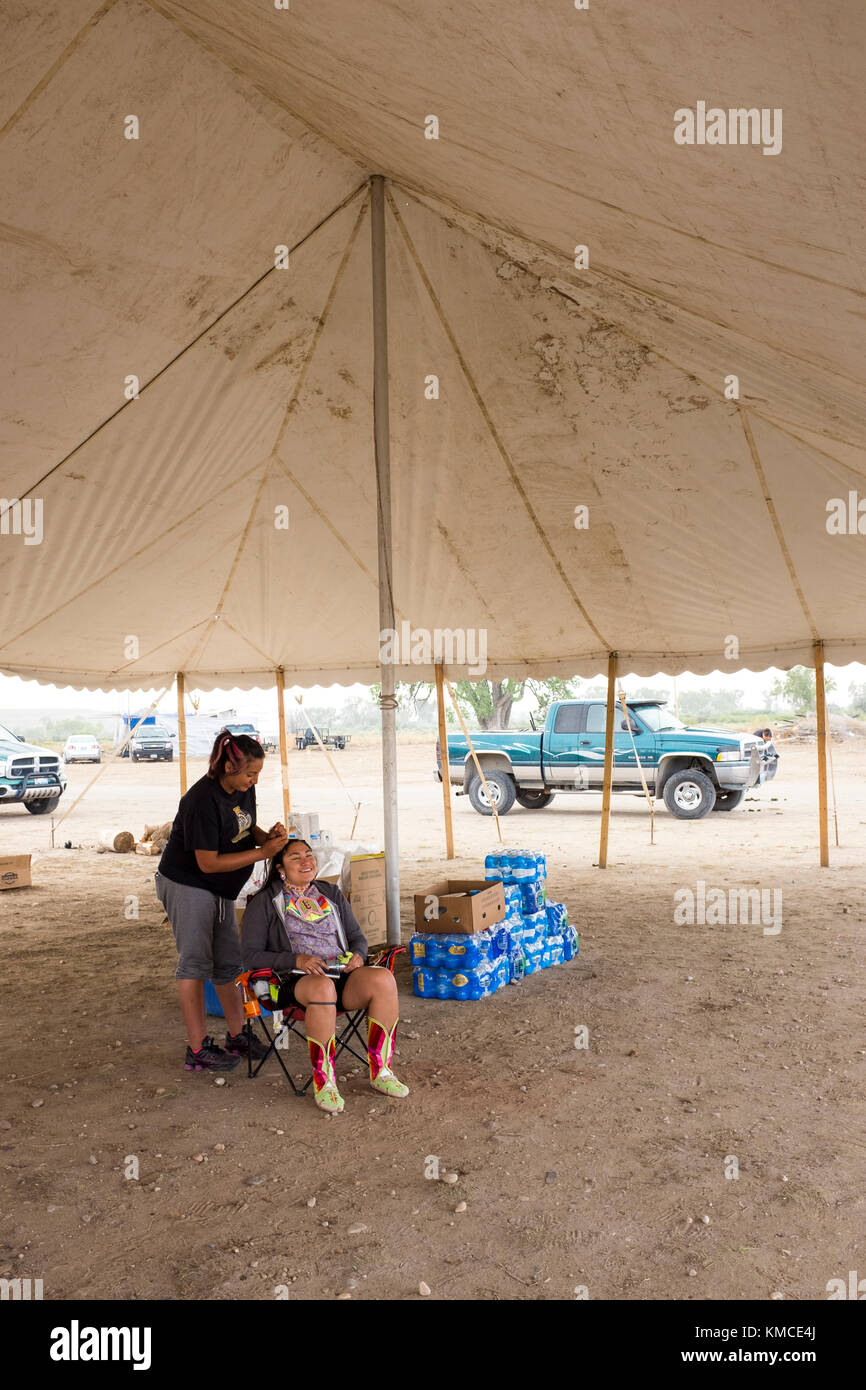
left=368, top=681, right=435, bottom=722
left=767, top=666, right=835, bottom=715
left=847, top=681, right=866, bottom=717
left=452, top=679, right=525, bottom=729
left=525, top=677, right=583, bottom=715
left=677, top=688, right=743, bottom=722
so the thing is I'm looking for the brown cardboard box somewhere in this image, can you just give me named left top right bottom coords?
left=414, top=878, right=506, bottom=934
left=349, top=853, right=387, bottom=938
left=0, top=854, right=32, bottom=890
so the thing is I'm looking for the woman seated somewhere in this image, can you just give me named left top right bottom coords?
left=241, top=838, right=408, bottom=1113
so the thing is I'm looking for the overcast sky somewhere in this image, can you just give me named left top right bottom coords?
left=1, top=663, right=863, bottom=721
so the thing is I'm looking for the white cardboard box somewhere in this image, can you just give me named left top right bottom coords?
left=287, top=811, right=319, bottom=841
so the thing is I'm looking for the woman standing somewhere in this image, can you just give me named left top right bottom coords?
left=155, top=728, right=288, bottom=1072
left=242, top=838, right=408, bottom=1113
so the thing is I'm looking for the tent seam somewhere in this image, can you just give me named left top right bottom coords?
left=739, top=409, right=818, bottom=642
left=0, top=0, right=122, bottom=143
left=385, top=185, right=610, bottom=652
left=7, top=181, right=369, bottom=515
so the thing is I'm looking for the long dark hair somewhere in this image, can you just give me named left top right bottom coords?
left=207, top=727, right=264, bottom=779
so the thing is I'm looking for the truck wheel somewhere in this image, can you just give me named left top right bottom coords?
left=712, top=789, right=745, bottom=811
left=468, top=771, right=516, bottom=816
left=516, top=790, right=555, bottom=809
left=662, top=768, right=716, bottom=819
left=26, top=797, right=60, bottom=815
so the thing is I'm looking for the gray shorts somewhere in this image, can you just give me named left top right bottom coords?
left=154, top=871, right=242, bottom=985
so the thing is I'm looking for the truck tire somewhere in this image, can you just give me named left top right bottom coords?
left=26, top=797, right=61, bottom=815
left=516, top=790, right=555, bottom=809
left=712, top=788, right=745, bottom=811
left=662, top=768, right=716, bottom=819
left=468, top=770, right=516, bottom=816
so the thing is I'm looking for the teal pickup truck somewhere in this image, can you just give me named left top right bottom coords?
left=0, top=722, right=67, bottom=815
left=436, top=700, right=779, bottom=820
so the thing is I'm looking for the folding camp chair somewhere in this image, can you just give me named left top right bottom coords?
left=236, top=946, right=405, bottom=1096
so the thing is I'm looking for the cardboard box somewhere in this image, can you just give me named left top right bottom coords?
left=414, top=878, right=506, bottom=934
left=0, top=854, right=32, bottom=890
left=349, top=853, right=387, bottom=939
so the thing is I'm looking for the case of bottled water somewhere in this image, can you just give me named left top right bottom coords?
left=413, top=854, right=576, bottom=998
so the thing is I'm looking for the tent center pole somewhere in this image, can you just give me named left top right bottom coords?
left=275, top=667, right=291, bottom=826
left=371, top=174, right=400, bottom=945
left=176, top=673, right=188, bottom=796
left=814, top=640, right=830, bottom=867
left=435, top=663, right=455, bottom=858
left=597, top=652, right=617, bottom=868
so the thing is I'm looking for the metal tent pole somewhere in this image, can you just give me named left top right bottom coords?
left=814, top=640, right=830, bottom=867
left=597, top=652, right=617, bottom=867
left=176, top=673, right=188, bottom=796
left=371, top=174, right=400, bottom=945
left=435, top=663, right=455, bottom=858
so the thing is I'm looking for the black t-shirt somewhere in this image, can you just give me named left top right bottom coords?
left=158, top=775, right=257, bottom=900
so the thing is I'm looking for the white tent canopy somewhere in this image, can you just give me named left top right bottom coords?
left=2, top=0, right=865, bottom=691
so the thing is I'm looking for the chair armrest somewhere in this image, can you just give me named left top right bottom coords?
left=368, top=945, right=406, bottom=974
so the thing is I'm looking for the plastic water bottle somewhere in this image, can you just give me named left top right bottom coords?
left=504, top=882, right=522, bottom=913
left=413, top=966, right=437, bottom=997
left=509, top=946, right=525, bottom=984
left=484, top=852, right=501, bottom=881
left=523, top=941, right=542, bottom=975
left=520, top=879, right=542, bottom=915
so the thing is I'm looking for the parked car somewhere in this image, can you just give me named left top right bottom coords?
left=225, top=722, right=263, bottom=744
left=437, top=699, right=779, bottom=820
left=130, top=724, right=174, bottom=762
left=63, top=734, right=102, bottom=764
left=0, top=722, right=67, bottom=814
left=295, top=728, right=350, bottom=750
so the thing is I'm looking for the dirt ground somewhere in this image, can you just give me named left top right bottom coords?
left=1, top=735, right=864, bottom=1301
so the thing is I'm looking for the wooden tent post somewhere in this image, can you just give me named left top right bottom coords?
left=814, top=640, right=830, bottom=867
left=435, top=664, right=455, bottom=858
left=176, top=673, right=188, bottom=796
left=444, top=676, right=503, bottom=843
left=275, top=668, right=291, bottom=826
left=597, top=652, right=617, bottom=868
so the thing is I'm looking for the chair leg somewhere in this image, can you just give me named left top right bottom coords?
left=333, top=1010, right=372, bottom=1071
left=248, top=1014, right=306, bottom=1096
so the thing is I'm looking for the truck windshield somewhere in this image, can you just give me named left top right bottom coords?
left=0, top=723, right=21, bottom=742
left=631, top=704, right=684, bottom=732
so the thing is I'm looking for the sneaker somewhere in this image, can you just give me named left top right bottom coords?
left=224, top=1029, right=271, bottom=1062
left=184, top=1035, right=241, bottom=1071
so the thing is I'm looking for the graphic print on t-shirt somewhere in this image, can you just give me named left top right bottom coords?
left=231, top=805, right=252, bottom=843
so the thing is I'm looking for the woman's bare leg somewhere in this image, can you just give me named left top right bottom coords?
left=340, top=967, right=399, bottom=1028
left=293, top=974, right=337, bottom=1043
left=178, top=979, right=206, bottom=1051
